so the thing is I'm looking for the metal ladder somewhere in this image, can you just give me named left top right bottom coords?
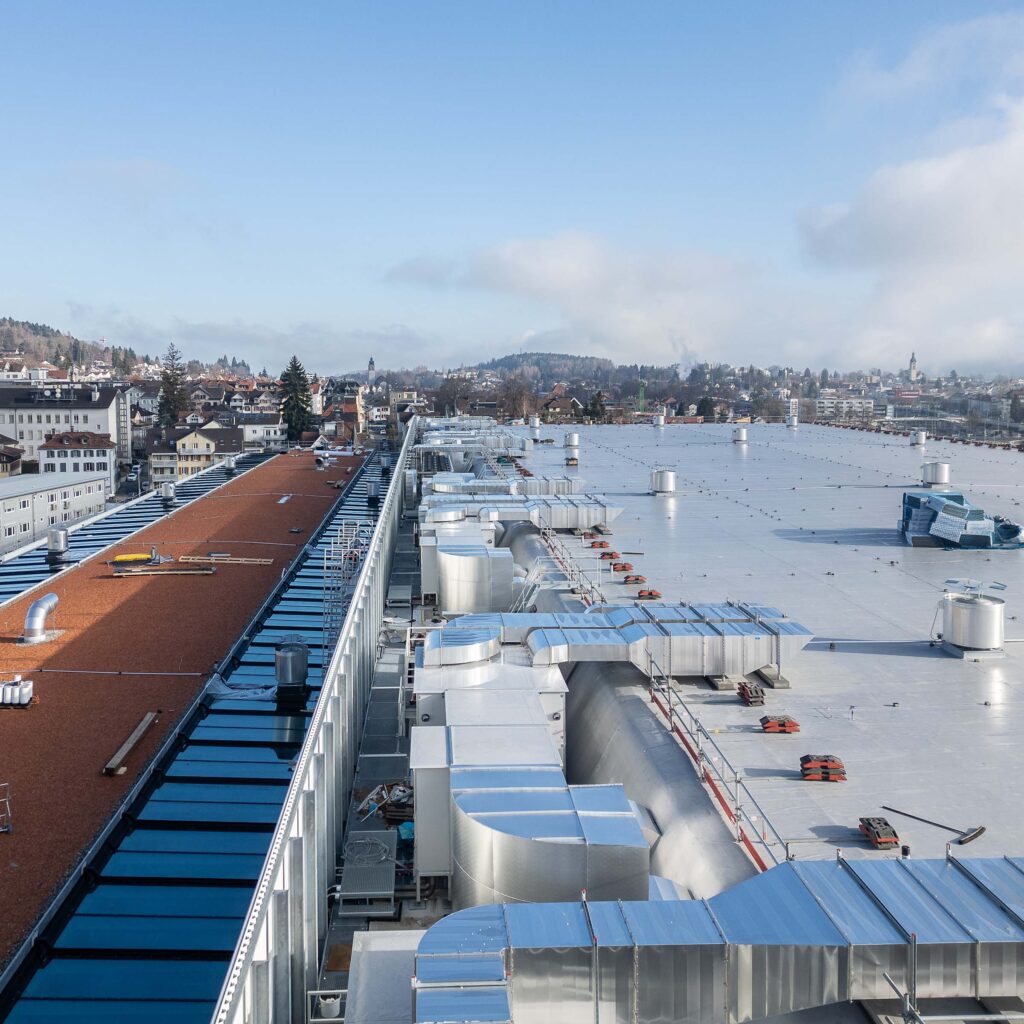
left=322, top=520, right=373, bottom=646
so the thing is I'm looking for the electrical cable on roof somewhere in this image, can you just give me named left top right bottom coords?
left=343, top=836, right=394, bottom=865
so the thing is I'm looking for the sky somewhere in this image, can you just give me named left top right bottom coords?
left=1, top=1, right=1023, bottom=376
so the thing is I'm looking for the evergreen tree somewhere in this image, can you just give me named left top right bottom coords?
left=696, top=395, right=716, bottom=419
left=281, top=355, right=313, bottom=441
left=158, top=343, right=189, bottom=426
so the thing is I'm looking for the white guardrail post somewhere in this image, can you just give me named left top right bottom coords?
left=211, top=424, right=415, bottom=1024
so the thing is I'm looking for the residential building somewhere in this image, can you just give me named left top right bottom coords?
left=234, top=413, right=288, bottom=451
left=814, top=396, right=875, bottom=420
left=0, top=472, right=107, bottom=556
left=147, top=427, right=245, bottom=482
left=0, top=433, right=21, bottom=476
left=38, top=431, right=117, bottom=493
left=310, top=379, right=324, bottom=417
left=0, top=384, right=130, bottom=465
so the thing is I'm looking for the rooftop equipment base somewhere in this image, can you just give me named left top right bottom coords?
left=707, top=675, right=744, bottom=691
left=755, top=665, right=791, bottom=689
left=941, top=640, right=1004, bottom=661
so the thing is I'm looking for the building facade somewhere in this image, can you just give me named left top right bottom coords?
left=0, top=385, right=130, bottom=465
left=815, top=396, right=875, bottom=420
left=0, top=473, right=107, bottom=556
left=38, top=432, right=117, bottom=494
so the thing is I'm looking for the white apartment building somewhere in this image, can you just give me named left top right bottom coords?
left=0, top=473, right=107, bottom=556
left=815, top=396, right=875, bottom=420
left=38, top=432, right=118, bottom=494
left=0, top=385, right=130, bottom=464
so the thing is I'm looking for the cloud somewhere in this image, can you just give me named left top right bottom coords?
left=839, top=13, right=1024, bottom=102
left=800, top=98, right=1024, bottom=370
left=62, top=302, right=440, bottom=375
left=388, top=231, right=744, bottom=367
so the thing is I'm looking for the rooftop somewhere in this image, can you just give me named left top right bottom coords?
left=38, top=432, right=116, bottom=450
left=0, top=451, right=361, bottom=966
left=0, top=473, right=108, bottom=500
left=514, top=422, right=1024, bottom=863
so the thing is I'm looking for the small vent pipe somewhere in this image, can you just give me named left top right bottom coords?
left=22, top=593, right=58, bottom=644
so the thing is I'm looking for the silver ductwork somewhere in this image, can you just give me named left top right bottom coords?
left=424, top=605, right=814, bottom=678
left=420, top=494, right=622, bottom=531
left=410, top=720, right=650, bottom=910
left=566, top=660, right=754, bottom=894
left=413, top=856, right=1024, bottom=1024
left=22, top=593, right=59, bottom=644
left=437, top=545, right=515, bottom=613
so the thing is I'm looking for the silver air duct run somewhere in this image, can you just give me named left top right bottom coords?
left=414, top=856, right=1024, bottom=1024
left=22, top=593, right=59, bottom=644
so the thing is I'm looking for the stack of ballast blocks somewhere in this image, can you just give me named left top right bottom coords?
left=800, top=754, right=846, bottom=782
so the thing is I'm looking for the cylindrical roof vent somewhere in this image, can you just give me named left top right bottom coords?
left=275, top=635, right=310, bottom=708
left=733, top=426, right=748, bottom=443
left=922, top=462, right=950, bottom=487
left=161, top=482, right=175, bottom=502
left=47, top=528, right=69, bottom=556
left=367, top=478, right=381, bottom=506
left=652, top=414, right=666, bottom=427
left=651, top=468, right=676, bottom=494
left=912, top=430, right=927, bottom=446
left=942, top=594, right=1004, bottom=652
left=528, top=415, right=540, bottom=429
left=787, top=416, right=798, bottom=428
left=564, top=431, right=580, bottom=448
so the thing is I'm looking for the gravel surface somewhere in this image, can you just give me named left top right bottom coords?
left=0, top=451, right=363, bottom=964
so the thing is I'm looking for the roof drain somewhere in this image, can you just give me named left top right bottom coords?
left=21, top=593, right=59, bottom=644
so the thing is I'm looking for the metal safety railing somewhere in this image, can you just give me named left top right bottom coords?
left=647, top=657, right=788, bottom=871
left=211, top=425, right=416, bottom=1024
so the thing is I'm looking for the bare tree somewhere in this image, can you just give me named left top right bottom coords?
left=499, top=374, right=533, bottom=419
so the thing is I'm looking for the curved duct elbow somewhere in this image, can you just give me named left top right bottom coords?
left=22, top=592, right=59, bottom=644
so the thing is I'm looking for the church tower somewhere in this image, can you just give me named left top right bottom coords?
left=908, top=352, right=918, bottom=382
left=367, top=356, right=376, bottom=386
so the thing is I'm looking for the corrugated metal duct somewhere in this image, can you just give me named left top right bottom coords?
left=409, top=725, right=650, bottom=911
left=422, top=605, right=813, bottom=678
left=436, top=545, right=515, bottom=613
left=412, top=856, right=1024, bottom=1024
left=419, top=494, right=623, bottom=531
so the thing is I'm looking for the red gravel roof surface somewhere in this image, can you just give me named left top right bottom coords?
left=0, top=451, right=363, bottom=964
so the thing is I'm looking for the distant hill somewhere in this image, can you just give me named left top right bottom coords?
left=0, top=317, right=108, bottom=365
left=473, top=352, right=616, bottom=382
left=0, top=317, right=248, bottom=376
